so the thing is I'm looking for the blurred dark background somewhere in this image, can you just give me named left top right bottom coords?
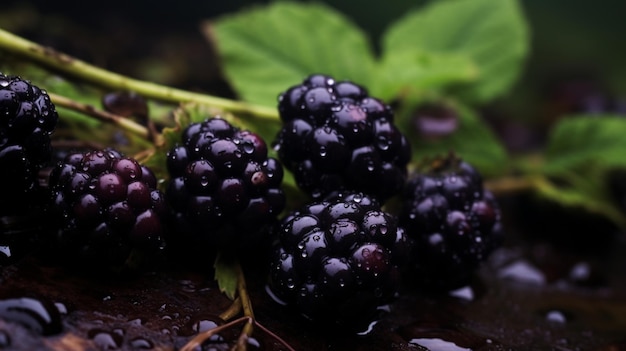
left=2, top=0, right=626, bottom=144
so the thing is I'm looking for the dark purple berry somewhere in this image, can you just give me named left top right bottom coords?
left=47, top=149, right=167, bottom=271
left=399, top=154, right=503, bottom=291
left=274, top=74, right=411, bottom=202
left=165, top=117, right=286, bottom=258
left=268, top=192, right=410, bottom=331
left=0, top=73, right=58, bottom=214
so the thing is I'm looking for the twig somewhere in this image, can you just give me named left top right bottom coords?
left=179, top=316, right=252, bottom=351
left=49, top=92, right=150, bottom=140
left=0, top=28, right=279, bottom=121
left=234, top=261, right=255, bottom=351
left=219, top=297, right=243, bottom=321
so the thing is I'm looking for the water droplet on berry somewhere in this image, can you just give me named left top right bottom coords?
left=242, top=142, right=255, bottom=154
left=376, top=136, right=390, bottom=151
left=319, top=147, right=327, bottom=157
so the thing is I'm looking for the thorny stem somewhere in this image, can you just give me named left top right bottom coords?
left=0, top=28, right=279, bottom=121
left=48, top=92, right=151, bottom=141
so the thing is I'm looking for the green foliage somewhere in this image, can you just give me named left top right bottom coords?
left=208, top=2, right=376, bottom=107
left=372, top=50, right=478, bottom=101
left=543, top=115, right=626, bottom=174
left=382, top=0, right=530, bottom=103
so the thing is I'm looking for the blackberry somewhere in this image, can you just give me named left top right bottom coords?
left=267, top=192, right=411, bottom=332
left=47, top=148, right=167, bottom=271
left=274, top=74, right=411, bottom=202
left=399, top=154, right=503, bottom=292
left=0, top=72, right=58, bottom=214
left=165, top=117, right=286, bottom=258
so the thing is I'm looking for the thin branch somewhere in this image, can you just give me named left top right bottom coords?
left=49, top=92, right=150, bottom=140
left=219, top=297, right=243, bottom=321
left=233, top=261, right=255, bottom=351
left=0, top=28, right=279, bottom=121
left=179, top=316, right=252, bottom=351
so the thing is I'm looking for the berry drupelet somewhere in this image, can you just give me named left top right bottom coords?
left=274, top=74, right=411, bottom=202
left=267, top=192, right=411, bottom=332
left=0, top=72, right=58, bottom=214
left=165, top=117, right=286, bottom=258
left=47, top=148, right=168, bottom=271
left=399, top=154, right=503, bottom=292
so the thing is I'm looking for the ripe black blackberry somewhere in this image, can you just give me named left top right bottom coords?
left=165, top=117, right=286, bottom=260
left=399, top=154, right=503, bottom=292
left=267, top=192, right=411, bottom=332
left=0, top=72, right=58, bottom=214
left=274, top=74, right=411, bottom=202
left=47, top=148, right=168, bottom=271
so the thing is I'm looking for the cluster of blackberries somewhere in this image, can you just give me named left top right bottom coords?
left=268, top=74, right=504, bottom=330
left=0, top=72, right=505, bottom=332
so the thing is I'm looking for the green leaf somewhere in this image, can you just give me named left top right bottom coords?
left=382, top=0, right=529, bottom=103
left=371, top=50, right=478, bottom=101
left=207, top=2, right=377, bottom=107
left=543, top=116, right=626, bottom=175
left=213, top=254, right=238, bottom=300
left=403, top=102, right=508, bottom=178
left=533, top=176, right=626, bottom=229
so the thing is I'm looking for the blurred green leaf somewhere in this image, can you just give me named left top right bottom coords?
left=208, top=2, right=376, bottom=107
left=382, top=0, right=529, bottom=103
left=404, top=102, right=508, bottom=178
left=371, top=50, right=478, bottom=101
left=543, top=116, right=626, bottom=174
left=533, top=175, right=626, bottom=229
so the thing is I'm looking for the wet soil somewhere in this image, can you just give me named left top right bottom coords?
left=2, top=197, right=626, bottom=351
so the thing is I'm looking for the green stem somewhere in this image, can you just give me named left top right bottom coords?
left=0, top=28, right=279, bottom=121
left=234, top=261, right=254, bottom=351
left=49, top=92, right=150, bottom=140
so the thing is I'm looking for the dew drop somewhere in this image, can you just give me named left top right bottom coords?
left=130, top=337, right=153, bottom=349
left=498, top=259, right=546, bottom=285
left=409, top=338, right=471, bottom=351
left=546, top=310, right=567, bottom=324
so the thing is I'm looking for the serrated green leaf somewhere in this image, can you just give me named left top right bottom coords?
left=382, top=0, right=529, bottom=103
left=543, top=116, right=626, bottom=175
left=371, top=50, right=478, bottom=101
left=403, top=101, right=508, bottom=178
left=213, top=254, right=238, bottom=300
left=207, top=2, right=376, bottom=107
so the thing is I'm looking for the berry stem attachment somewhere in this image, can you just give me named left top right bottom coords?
left=48, top=92, right=151, bottom=141
left=0, top=28, right=279, bottom=121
